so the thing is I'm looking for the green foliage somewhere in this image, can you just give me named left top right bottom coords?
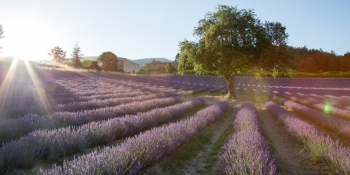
left=178, top=40, right=195, bottom=74
left=287, top=68, right=294, bottom=77
left=82, top=59, right=92, bottom=68
left=272, top=66, right=279, bottom=78
left=138, top=67, right=148, bottom=74
left=48, top=46, right=66, bottom=63
left=165, top=62, right=175, bottom=73
left=153, top=132, right=213, bottom=173
left=97, top=51, right=118, bottom=72
left=175, top=53, right=180, bottom=62
left=178, top=5, right=289, bottom=97
left=70, top=43, right=83, bottom=68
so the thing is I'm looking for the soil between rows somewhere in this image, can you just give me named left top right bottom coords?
left=148, top=91, right=335, bottom=175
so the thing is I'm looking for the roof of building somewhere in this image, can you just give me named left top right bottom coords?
left=118, top=57, right=139, bottom=66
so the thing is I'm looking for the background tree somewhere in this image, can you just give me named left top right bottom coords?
left=82, top=59, right=92, bottom=68
left=0, top=24, right=4, bottom=53
left=344, top=51, right=350, bottom=57
left=165, top=62, right=175, bottom=73
left=174, top=53, right=180, bottom=62
left=48, top=46, right=66, bottom=63
left=179, top=5, right=289, bottom=98
left=97, top=51, right=118, bottom=72
left=178, top=41, right=196, bottom=74
left=70, top=43, right=83, bottom=68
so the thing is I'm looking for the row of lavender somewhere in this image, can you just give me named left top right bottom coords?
left=1, top=91, right=174, bottom=119
left=253, top=87, right=350, bottom=125
left=275, top=91, right=350, bottom=120
left=241, top=81, right=350, bottom=120
left=104, top=75, right=350, bottom=96
left=37, top=101, right=229, bottom=175
left=2, top=74, right=187, bottom=119
left=100, top=76, right=208, bottom=94
left=0, top=96, right=180, bottom=145
left=0, top=98, right=205, bottom=173
left=1, top=76, right=141, bottom=118
left=238, top=76, right=350, bottom=96
left=235, top=80, right=350, bottom=173
left=99, top=74, right=234, bottom=94
left=272, top=95, right=350, bottom=139
left=266, top=101, right=350, bottom=174
left=217, top=102, right=278, bottom=175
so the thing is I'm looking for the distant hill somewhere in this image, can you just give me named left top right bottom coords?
left=81, top=56, right=97, bottom=60
left=132, top=58, right=172, bottom=67
left=82, top=57, right=172, bottom=67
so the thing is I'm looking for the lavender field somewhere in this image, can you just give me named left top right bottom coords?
left=1, top=66, right=350, bottom=175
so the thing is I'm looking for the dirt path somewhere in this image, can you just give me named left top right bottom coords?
left=257, top=108, right=333, bottom=174
left=178, top=107, right=237, bottom=175
left=143, top=92, right=243, bottom=175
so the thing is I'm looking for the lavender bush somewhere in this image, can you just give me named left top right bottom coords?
left=217, top=131, right=278, bottom=175
left=284, top=100, right=350, bottom=137
left=217, top=102, right=278, bottom=175
left=313, top=103, right=350, bottom=120
left=0, top=98, right=205, bottom=173
left=1, top=92, right=176, bottom=119
left=38, top=102, right=229, bottom=175
left=265, top=101, right=350, bottom=173
left=0, top=97, right=181, bottom=145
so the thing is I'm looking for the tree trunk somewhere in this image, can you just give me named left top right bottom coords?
left=225, top=75, right=236, bottom=98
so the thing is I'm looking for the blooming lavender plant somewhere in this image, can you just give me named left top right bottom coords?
left=217, top=101, right=278, bottom=175
left=0, top=98, right=205, bottom=173
left=0, top=97, right=181, bottom=145
left=217, top=131, right=278, bottom=175
left=38, top=101, right=228, bottom=175
left=265, top=101, right=350, bottom=169
left=232, top=102, right=260, bottom=132
left=1, top=92, right=176, bottom=119
left=313, top=103, right=350, bottom=120
left=284, top=100, right=350, bottom=137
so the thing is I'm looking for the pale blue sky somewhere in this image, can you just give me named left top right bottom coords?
left=0, top=0, right=349, bottom=61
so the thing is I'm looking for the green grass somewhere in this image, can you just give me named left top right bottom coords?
left=159, top=132, right=213, bottom=171
left=204, top=124, right=234, bottom=173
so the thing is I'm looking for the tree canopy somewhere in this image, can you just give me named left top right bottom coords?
left=178, top=5, right=289, bottom=98
left=48, top=46, right=66, bottom=63
left=97, top=51, right=118, bottom=72
left=175, top=53, right=180, bottom=62
left=165, top=62, right=176, bottom=73
left=70, top=43, right=83, bottom=68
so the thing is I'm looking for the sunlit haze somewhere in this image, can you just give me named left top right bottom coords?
left=0, top=0, right=349, bottom=61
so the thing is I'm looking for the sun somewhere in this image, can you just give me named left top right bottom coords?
left=1, top=20, right=51, bottom=61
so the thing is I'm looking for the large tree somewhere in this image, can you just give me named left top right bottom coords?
left=97, top=51, right=118, bottom=72
left=70, top=43, right=83, bottom=68
left=0, top=24, right=4, bottom=53
left=48, top=46, right=66, bottom=63
left=179, top=5, right=289, bottom=98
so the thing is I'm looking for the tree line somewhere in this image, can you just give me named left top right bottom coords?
left=48, top=44, right=119, bottom=72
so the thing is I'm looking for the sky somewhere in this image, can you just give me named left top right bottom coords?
left=0, top=0, right=349, bottom=61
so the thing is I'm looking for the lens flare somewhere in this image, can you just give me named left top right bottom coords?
left=324, top=104, right=331, bottom=114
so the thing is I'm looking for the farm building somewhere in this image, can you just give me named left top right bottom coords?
left=146, top=59, right=178, bottom=71
left=118, top=57, right=140, bottom=73
left=146, top=59, right=167, bottom=70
